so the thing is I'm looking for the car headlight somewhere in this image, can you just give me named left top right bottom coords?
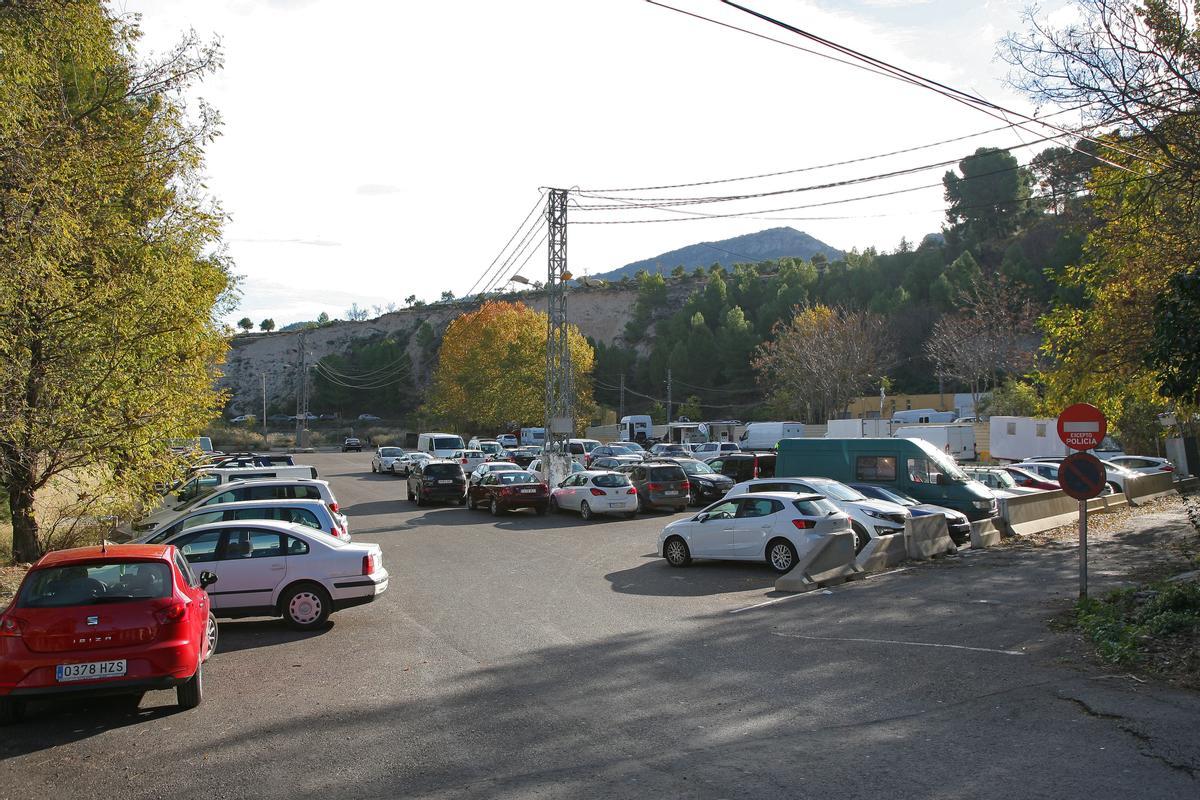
left=972, top=500, right=992, bottom=510
left=864, top=508, right=888, bottom=520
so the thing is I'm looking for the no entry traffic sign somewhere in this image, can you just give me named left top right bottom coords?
left=1059, top=452, right=1107, bottom=501
left=1057, top=403, right=1107, bottom=451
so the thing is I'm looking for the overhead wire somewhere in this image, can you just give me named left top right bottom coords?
left=462, top=190, right=547, bottom=299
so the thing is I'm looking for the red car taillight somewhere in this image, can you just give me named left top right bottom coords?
left=500, top=487, right=514, bottom=496
left=792, top=519, right=815, bottom=530
left=1163, top=465, right=1175, bottom=472
left=0, top=615, right=25, bottom=637
left=329, top=501, right=340, bottom=513
left=539, top=483, right=548, bottom=492
left=626, top=487, right=637, bottom=494
left=155, top=601, right=187, bottom=624
left=590, top=488, right=607, bottom=496
left=681, top=480, right=690, bottom=491
left=362, top=553, right=377, bottom=575
left=647, top=482, right=662, bottom=491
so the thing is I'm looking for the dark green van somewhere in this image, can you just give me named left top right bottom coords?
left=776, top=438, right=998, bottom=521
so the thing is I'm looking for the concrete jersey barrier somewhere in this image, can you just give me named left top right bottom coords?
left=970, top=518, right=1003, bottom=549
left=997, top=490, right=1078, bottom=537
left=1125, top=471, right=1177, bottom=505
left=905, top=514, right=956, bottom=559
left=775, top=530, right=865, bottom=593
left=854, top=532, right=907, bottom=573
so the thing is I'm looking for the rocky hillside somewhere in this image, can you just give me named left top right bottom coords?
left=594, top=227, right=843, bottom=282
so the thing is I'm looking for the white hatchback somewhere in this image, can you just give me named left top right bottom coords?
left=153, top=519, right=387, bottom=629
left=452, top=449, right=487, bottom=474
left=549, top=471, right=638, bottom=520
left=659, top=492, right=850, bottom=573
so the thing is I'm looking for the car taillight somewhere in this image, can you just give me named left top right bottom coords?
left=590, top=488, right=607, bottom=496
left=329, top=502, right=340, bottom=513
left=647, top=482, right=662, bottom=491
left=539, top=483, right=548, bottom=492
left=1163, top=465, right=1175, bottom=471
left=0, top=615, right=24, bottom=637
left=626, top=487, right=637, bottom=494
left=155, top=601, right=187, bottom=624
left=681, top=480, right=690, bottom=491
left=792, top=519, right=815, bottom=530
left=362, top=553, right=376, bottom=575
left=500, top=487, right=514, bottom=496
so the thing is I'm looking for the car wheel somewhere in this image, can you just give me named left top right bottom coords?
left=457, top=495, right=466, bottom=506
left=548, top=496, right=560, bottom=514
left=0, top=697, right=26, bottom=725
left=689, top=486, right=701, bottom=507
left=675, top=506, right=687, bottom=514
left=205, top=612, right=218, bottom=660
left=1108, top=481, right=1122, bottom=494
left=850, top=522, right=870, bottom=554
left=176, top=658, right=203, bottom=710
left=490, top=498, right=502, bottom=516
left=535, top=504, right=547, bottom=516
left=637, top=493, right=647, bottom=514
left=580, top=500, right=593, bottom=521
left=767, top=538, right=799, bottom=574
left=371, top=463, right=377, bottom=473
left=281, top=582, right=332, bottom=630
left=415, top=491, right=425, bottom=507
left=407, top=485, right=415, bottom=502
left=663, top=536, right=691, bottom=567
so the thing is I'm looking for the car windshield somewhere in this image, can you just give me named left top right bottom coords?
left=479, top=442, right=502, bottom=454
left=676, top=460, right=715, bottom=476
left=435, top=436, right=465, bottom=450
left=924, top=447, right=968, bottom=482
left=991, top=470, right=1017, bottom=488
left=811, top=481, right=866, bottom=502
left=864, top=486, right=915, bottom=506
left=424, top=463, right=463, bottom=478
left=593, top=473, right=631, bottom=488
left=499, top=472, right=537, bottom=485
left=606, top=445, right=632, bottom=455
left=379, top=448, right=402, bottom=457
left=18, top=561, right=172, bottom=608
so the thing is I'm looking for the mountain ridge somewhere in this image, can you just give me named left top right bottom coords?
left=592, top=227, right=844, bottom=281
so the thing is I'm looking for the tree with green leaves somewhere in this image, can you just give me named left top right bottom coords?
left=316, top=311, right=330, bottom=326
left=943, top=147, right=1033, bottom=257
left=238, top=317, right=254, bottom=332
left=0, top=2, right=233, bottom=562
left=260, top=318, right=276, bottom=332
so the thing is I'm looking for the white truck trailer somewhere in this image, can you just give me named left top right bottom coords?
left=825, top=418, right=894, bottom=438
left=989, top=415, right=1125, bottom=462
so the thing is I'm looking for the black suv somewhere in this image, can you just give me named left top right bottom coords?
left=407, top=459, right=467, bottom=506
left=618, top=460, right=690, bottom=513
left=665, top=457, right=735, bottom=506
left=704, top=452, right=776, bottom=483
left=342, top=437, right=363, bottom=453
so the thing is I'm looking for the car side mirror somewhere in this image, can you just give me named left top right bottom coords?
left=696, top=513, right=709, bottom=523
left=199, top=571, right=218, bottom=589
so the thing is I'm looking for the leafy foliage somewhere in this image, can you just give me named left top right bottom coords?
left=427, top=301, right=595, bottom=433
left=0, top=2, right=233, bottom=562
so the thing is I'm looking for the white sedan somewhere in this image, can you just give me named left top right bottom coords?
left=371, top=446, right=405, bottom=474
left=549, top=471, right=638, bottom=520
left=153, top=519, right=387, bottom=629
left=659, top=491, right=851, bottom=573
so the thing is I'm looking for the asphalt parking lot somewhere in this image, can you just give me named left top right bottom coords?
left=3, top=451, right=1198, bottom=798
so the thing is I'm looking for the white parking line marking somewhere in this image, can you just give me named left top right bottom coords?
left=728, top=567, right=911, bottom=614
left=772, top=632, right=1026, bottom=656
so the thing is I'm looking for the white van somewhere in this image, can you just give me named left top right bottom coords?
left=739, top=422, right=805, bottom=451
left=619, top=415, right=653, bottom=443
left=891, top=408, right=957, bottom=424
left=175, top=464, right=319, bottom=502
left=418, top=431, right=466, bottom=458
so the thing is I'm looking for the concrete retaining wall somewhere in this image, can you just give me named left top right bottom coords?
left=905, top=514, right=956, bottom=559
left=997, top=490, right=1078, bottom=537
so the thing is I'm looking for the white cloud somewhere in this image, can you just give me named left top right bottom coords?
left=355, top=184, right=405, bottom=196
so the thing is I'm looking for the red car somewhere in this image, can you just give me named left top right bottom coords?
left=1003, top=466, right=1061, bottom=491
left=0, top=544, right=218, bottom=724
left=468, top=470, right=549, bottom=515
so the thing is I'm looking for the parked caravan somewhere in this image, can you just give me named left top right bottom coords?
left=520, top=427, right=546, bottom=447
left=775, top=437, right=997, bottom=521
left=891, top=408, right=957, bottom=424
left=825, top=418, right=894, bottom=438
left=893, top=424, right=977, bottom=461
left=989, top=416, right=1125, bottom=462
left=739, top=422, right=805, bottom=451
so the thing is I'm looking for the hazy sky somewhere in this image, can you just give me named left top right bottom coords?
left=120, top=0, right=1078, bottom=325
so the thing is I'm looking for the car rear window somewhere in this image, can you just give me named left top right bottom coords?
left=380, top=448, right=402, bottom=457
left=649, top=466, right=686, bottom=481
left=793, top=498, right=840, bottom=516
left=425, top=463, right=464, bottom=477
left=18, top=561, right=172, bottom=608
left=499, top=472, right=537, bottom=484
left=593, top=473, right=632, bottom=488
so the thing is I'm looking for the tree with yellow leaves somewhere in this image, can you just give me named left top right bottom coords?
left=427, top=301, right=594, bottom=433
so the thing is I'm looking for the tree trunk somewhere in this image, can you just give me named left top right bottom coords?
left=7, top=460, right=41, bottom=564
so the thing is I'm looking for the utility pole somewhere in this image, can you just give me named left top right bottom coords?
left=543, top=188, right=573, bottom=487
left=618, top=374, right=626, bottom=420
left=666, top=368, right=673, bottom=425
left=261, top=372, right=267, bottom=445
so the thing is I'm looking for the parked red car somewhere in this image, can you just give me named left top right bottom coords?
left=468, top=470, right=549, bottom=515
left=0, top=544, right=218, bottom=724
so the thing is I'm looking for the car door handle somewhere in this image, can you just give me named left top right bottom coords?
left=270, top=564, right=285, bottom=571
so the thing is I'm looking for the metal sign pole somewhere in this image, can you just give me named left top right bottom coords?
left=1079, top=499, right=1088, bottom=600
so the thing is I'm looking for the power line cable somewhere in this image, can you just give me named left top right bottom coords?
left=463, top=190, right=546, bottom=299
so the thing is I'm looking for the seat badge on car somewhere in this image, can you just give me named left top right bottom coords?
left=87, top=615, right=99, bottom=626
